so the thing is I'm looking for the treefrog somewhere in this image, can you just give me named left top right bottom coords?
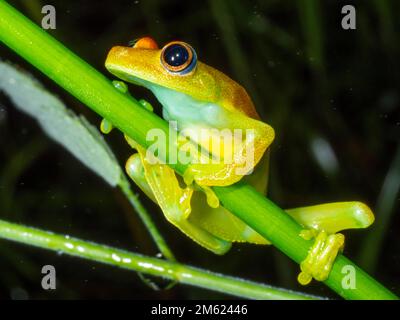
left=104, top=37, right=374, bottom=285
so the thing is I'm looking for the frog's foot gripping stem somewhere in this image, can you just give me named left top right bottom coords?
left=286, top=201, right=374, bottom=285
left=182, top=127, right=265, bottom=187
left=184, top=163, right=244, bottom=187
left=297, top=230, right=345, bottom=285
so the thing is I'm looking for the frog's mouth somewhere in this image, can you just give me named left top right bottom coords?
left=105, top=64, right=149, bottom=87
left=105, top=57, right=181, bottom=99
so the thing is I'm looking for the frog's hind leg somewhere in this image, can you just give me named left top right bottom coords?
left=286, top=202, right=374, bottom=235
left=125, top=143, right=231, bottom=255
left=286, top=202, right=374, bottom=285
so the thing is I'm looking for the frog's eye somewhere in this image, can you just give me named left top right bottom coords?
left=161, top=41, right=197, bottom=75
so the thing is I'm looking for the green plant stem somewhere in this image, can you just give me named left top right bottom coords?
left=297, top=0, right=324, bottom=71
left=118, top=174, right=176, bottom=262
left=0, top=219, right=318, bottom=300
left=0, top=0, right=397, bottom=300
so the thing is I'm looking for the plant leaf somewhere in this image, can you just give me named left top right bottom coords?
left=0, top=61, right=121, bottom=186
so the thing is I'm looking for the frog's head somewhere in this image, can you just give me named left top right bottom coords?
left=105, top=37, right=259, bottom=118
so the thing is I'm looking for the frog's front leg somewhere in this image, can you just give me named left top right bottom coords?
left=126, top=140, right=231, bottom=255
left=100, top=80, right=154, bottom=134
left=286, top=202, right=374, bottom=285
left=183, top=115, right=274, bottom=187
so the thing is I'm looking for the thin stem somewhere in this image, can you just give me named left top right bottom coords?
left=0, top=0, right=397, bottom=299
left=358, top=145, right=400, bottom=272
left=0, top=219, right=318, bottom=300
left=118, top=174, right=176, bottom=262
left=297, top=0, right=324, bottom=71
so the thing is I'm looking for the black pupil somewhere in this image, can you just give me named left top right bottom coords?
left=164, top=44, right=189, bottom=67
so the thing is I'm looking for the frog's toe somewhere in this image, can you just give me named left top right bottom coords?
left=138, top=99, right=154, bottom=112
left=183, top=168, right=219, bottom=208
left=198, top=185, right=220, bottom=208
left=298, top=230, right=345, bottom=285
left=183, top=167, right=196, bottom=186
left=298, top=271, right=313, bottom=286
left=112, top=80, right=128, bottom=93
left=100, top=118, right=113, bottom=134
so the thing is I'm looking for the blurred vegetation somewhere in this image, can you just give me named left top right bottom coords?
left=0, top=0, right=399, bottom=299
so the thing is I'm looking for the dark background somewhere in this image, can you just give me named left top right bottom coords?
left=0, top=0, right=399, bottom=299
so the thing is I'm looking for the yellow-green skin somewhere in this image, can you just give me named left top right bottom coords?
left=104, top=37, right=375, bottom=285
left=106, top=40, right=274, bottom=187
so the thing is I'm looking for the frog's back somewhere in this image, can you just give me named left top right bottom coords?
left=203, top=63, right=261, bottom=120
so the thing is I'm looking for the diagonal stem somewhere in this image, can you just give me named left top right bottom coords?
left=118, top=174, right=176, bottom=262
